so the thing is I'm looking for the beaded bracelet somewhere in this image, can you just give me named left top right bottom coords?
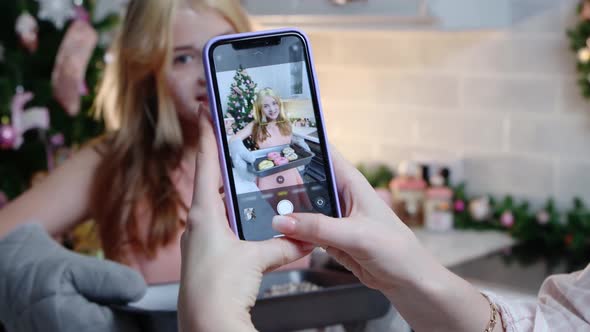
left=481, top=293, right=499, bottom=332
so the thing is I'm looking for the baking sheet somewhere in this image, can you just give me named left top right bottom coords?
left=248, top=144, right=315, bottom=178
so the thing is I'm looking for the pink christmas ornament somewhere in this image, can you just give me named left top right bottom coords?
left=0, top=125, right=17, bottom=149
left=79, top=81, right=89, bottom=96
left=50, top=133, right=65, bottom=146
left=500, top=211, right=515, bottom=228
left=74, top=5, right=90, bottom=22
left=454, top=200, right=465, bottom=212
left=10, top=91, right=50, bottom=149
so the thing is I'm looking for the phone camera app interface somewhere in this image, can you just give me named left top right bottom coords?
left=213, top=35, right=335, bottom=240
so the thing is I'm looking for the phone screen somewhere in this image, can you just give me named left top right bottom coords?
left=208, top=33, right=339, bottom=240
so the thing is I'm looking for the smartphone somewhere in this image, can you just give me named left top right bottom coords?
left=203, top=28, right=341, bottom=241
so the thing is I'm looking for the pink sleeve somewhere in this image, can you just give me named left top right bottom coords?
left=482, top=264, right=590, bottom=332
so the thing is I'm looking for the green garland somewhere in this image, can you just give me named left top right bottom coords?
left=358, top=163, right=590, bottom=262
left=357, top=163, right=394, bottom=189
left=452, top=185, right=589, bottom=255
left=567, top=0, right=590, bottom=98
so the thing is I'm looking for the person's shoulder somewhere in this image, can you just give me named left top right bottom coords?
left=65, top=135, right=113, bottom=170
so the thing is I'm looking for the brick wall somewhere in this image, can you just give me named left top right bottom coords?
left=307, top=0, right=590, bottom=207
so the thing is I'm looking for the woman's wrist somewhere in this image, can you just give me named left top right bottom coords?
left=179, top=286, right=257, bottom=332
left=383, top=255, right=498, bottom=332
left=182, top=303, right=257, bottom=332
left=194, top=315, right=256, bottom=332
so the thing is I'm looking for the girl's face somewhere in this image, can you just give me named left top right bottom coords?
left=261, top=96, right=280, bottom=121
left=165, top=7, right=234, bottom=129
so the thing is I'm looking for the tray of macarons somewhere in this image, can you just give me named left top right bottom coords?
left=248, top=143, right=315, bottom=178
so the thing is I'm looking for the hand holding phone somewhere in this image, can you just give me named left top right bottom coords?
left=203, top=29, right=341, bottom=241
left=179, top=111, right=313, bottom=332
left=270, top=149, right=503, bottom=332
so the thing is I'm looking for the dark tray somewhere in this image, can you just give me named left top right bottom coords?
left=248, top=144, right=315, bottom=178
left=113, top=269, right=390, bottom=332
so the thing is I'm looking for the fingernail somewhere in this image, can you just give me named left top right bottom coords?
left=272, top=215, right=297, bottom=234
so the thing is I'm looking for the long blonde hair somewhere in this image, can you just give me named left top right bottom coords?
left=252, top=88, right=292, bottom=143
left=90, top=0, right=251, bottom=263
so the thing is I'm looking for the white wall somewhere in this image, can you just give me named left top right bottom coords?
left=306, top=0, right=589, bottom=207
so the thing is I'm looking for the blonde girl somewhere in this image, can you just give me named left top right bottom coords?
left=250, top=88, right=292, bottom=146
left=232, top=88, right=306, bottom=191
left=0, top=0, right=251, bottom=284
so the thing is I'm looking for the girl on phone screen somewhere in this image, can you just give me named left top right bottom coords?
left=232, top=88, right=308, bottom=191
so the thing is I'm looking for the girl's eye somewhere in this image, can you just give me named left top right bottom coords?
left=174, top=54, right=194, bottom=65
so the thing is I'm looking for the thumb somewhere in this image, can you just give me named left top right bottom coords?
left=69, top=255, right=147, bottom=304
left=272, top=213, right=360, bottom=252
left=255, top=238, right=314, bottom=272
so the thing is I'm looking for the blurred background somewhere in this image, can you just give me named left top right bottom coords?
left=1, top=0, right=590, bottom=330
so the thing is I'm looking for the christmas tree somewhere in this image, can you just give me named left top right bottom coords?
left=0, top=0, right=124, bottom=204
left=226, top=66, right=257, bottom=148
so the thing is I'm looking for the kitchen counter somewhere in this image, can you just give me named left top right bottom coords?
left=412, top=228, right=516, bottom=268
left=293, top=126, right=319, bottom=144
left=367, top=229, right=520, bottom=332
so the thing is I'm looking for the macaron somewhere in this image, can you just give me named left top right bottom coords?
left=274, top=157, right=289, bottom=166
left=258, top=160, right=274, bottom=170
left=267, top=152, right=281, bottom=160
left=285, top=152, right=298, bottom=161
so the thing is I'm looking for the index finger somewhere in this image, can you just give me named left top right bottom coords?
left=192, top=106, right=223, bottom=208
left=272, top=213, right=363, bottom=253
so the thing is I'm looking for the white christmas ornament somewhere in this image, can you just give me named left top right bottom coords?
left=469, top=197, right=491, bottom=222
left=36, top=0, right=75, bottom=30
left=15, top=12, right=39, bottom=52
left=578, top=47, right=590, bottom=64
left=93, top=0, right=128, bottom=23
